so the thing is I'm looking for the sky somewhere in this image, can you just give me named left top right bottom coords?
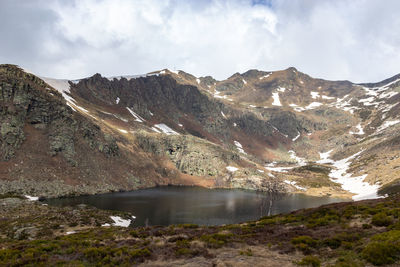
left=1, top=0, right=400, bottom=82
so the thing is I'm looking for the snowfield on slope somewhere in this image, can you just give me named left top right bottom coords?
left=153, top=124, right=179, bottom=135
left=271, top=92, right=282, bottom=106
left=318, top=150, right=380, bottom=200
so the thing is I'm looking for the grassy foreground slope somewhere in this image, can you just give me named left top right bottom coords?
left=1, top=194, right=400, bottom=266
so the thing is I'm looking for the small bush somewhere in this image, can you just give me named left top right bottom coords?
left=130, top=248, right=151, bottom=259
left=362, top=242, right=398, bottom=265
left=362, top=230, right=400, bottom=265
left=292, top=236, right=318, bottom=254
left=291, top=236, right=318, bottom=248
left=323, top=237, right=341, bottom=249
left=371, top=213, right=393, bottom=227
left=297, top=255, right=321, bottom=267
left=200, top=233, right=233, bottom=248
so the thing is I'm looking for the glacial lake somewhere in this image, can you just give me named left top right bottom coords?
left=46, top=186, right=346, bottom=226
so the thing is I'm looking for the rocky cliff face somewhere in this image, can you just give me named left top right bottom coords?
left=0, top=65, right=119, bottom=163
left=0, top=66, right=209, bottom=197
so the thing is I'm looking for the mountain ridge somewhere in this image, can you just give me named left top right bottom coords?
left=1, top=64, right=400, bottom=200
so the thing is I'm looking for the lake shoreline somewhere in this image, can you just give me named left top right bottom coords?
left=44, top=186, right=349, bottom=227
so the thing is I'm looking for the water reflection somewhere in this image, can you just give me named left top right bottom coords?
left=46, top=186, right=346, bottom=226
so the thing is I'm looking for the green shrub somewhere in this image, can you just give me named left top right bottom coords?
left=0, top=249, right=19, bottom=263
left=371, top=213, right=393, bottom=227
left=297, top=255, right=321, bottom=267
left=362, top=230, right=400, bottom=265
left=291, top=236, right=318, bottom=248
left=306, top=209, right=340, bottom=228
left=323, top=237, right=341, bottom=249
left=291, top=236, right=318, bottom=254
left=257, top=218, right=277, bottom=226
left=362, top=242, right=398, bottom=265
left=335, top=232, right=361, bottom=242
left=334, top=252, right=363, bottom=267
left=200, top=233, right=233, bottom=248
left=130, top=248, right=151, bottom=258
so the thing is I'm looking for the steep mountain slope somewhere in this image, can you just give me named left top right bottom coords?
left=1, top=64, right=400, bottom=200
left=0, top=65, right=280, bottom=197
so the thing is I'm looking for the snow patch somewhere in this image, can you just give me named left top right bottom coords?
left=126, top=107, right=145, bottom=122
left=377, top=120, right=400, bottom=132
left=327, top=151, right=380, bottom=200
left=321, top=95, right=335, bottom=100
left=259, top=73, right=271, bottom=80
left=41, top=77, right=80, bottom=112
left=213, top=90, right=228, bottom=99
left=284, top=180, right=306, bottom=191
left=118, top=129, right=128, bottom=134
left=310, top=91, right=320, bottom=99
left=289, top=103, right=306, bottom=112
left=66, top=231, right=76, bottom=235
left=115, top=97, right=120, bottom=104
left=305, top=102, right=323, bottom=110
left=242, top=79, right=247, bottom=85
left=331, top=95, right=359, bottom=114
left=277, top=87, right=286, bottom=92
left=221, top=111, right=227, bottom=119
left=110, top=216, right=132, bottom=227
left=379, top=91, right=398, bottom=99
left=196, top=78, right=200, bottom=84
left=271, top=92, right=282, bottom=106
left=359, top=96, right=380, bottom=107
left=292, top=132, right=300, bottom=142
left=289, top=150, right=306, bottom=166
left=153, top=124, right=179, bottom=135
left=317, top=150, right=334, bottom=164
left=349, top=124, right=364, bottom=135
left=234, top=141, right=246, bottom=154
left=25, top=195, right=39, bottom=201
left=226, top=166, right=239, bottom=172
left=265, top=162, right=294, bottom=173
left=151, top=127, right=162, bottom=133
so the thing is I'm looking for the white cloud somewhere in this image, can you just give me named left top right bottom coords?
left=1, top=0, right=400, bottom=82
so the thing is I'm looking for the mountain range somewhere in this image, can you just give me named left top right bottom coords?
left=1, top=64, right=400, bottom=200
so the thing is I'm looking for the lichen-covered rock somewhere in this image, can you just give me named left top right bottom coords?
left=0, top=64, right=119, bottom=163
left=135, top=132, right=239, bottom=177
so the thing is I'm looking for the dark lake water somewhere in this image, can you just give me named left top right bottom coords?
left=46, top=186, right=346, bottom=226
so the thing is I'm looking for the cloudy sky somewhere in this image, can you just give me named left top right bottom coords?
left=1, top=0, right=399, bottom=82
